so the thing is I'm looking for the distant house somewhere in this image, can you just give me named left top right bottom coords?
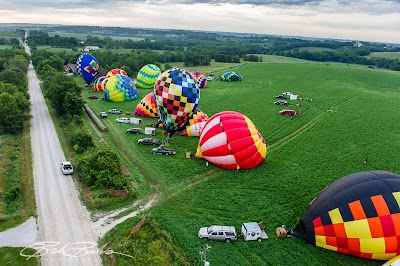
left=354, top=42, right=364, bottom=48
left=64, top=64, right=76, bottom=73
left=83, top=46, right=100, bottom=52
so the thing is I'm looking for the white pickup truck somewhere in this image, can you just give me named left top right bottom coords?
left=108, top=109, right=122, bottom=114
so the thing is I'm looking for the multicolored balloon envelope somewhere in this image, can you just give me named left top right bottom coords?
left=104, top=74, right=138, bottom=102
left=154, top=68, right=200, bottom=136
left=220, top=71, right=243, bottom=81
left=181, top=121, right=206, bottom=137
left=93, top=76, right=108, bottom=91
left=106, top=68, right=128, bottom=77
left=190, top=71, right=207, bottom=88
left=293, top=170, right=400, bottom=261
left=186, top=108, right=208, bottom=126
left=134, top=92, right=159, bottom=118
left=76, top=53, right=99, bottom=85
left=195, top=111, right=266, bottom=170
left=136, top=64, right=161, bottom=89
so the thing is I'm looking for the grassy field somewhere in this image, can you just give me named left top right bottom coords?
left=0, top=31, right=19, bottom=39
left=0, top=121, right=36, bottom=232
left=289, top=47, right=336, bottom=52
left=36, top=45, right=80, bottom=55
left=253, top=54, right=312, bottom=63
left=0, top=45, right=13, bottom=49
left=48, top=32, right=144, bottom=41
left=83, top=60, right=400, bottom=265
left=0, top=247, right=39, bottom=266
left=367, top=52, right=400, bottom=60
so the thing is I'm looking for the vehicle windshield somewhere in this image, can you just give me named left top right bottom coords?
left=63, top=166, right=72, bottom=169
left=207, top=227, right=213, bottom=234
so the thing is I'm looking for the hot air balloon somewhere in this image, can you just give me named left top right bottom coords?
left=136, top=64, right=161, bottom=89
left=106, top=68, right=128, bottom=77
left=93, top=76, right=108, bottom=91
left=181, top=121, right=206, bottom=137
left=282, top=170, right=400, bottom=261
left=134, top=92, right=159, bottom=118
left=220, top=72, right=243, bottom=81
left=76, top=53, right=99, bottom=85
left=190, top=71, right=207, bottom=88
left=195, top=111, right=266, bottom=170
left=186, top=108, right=208, bottom=126
left=154, top=68, right=200, bottom=138
left=104, top=74, right=138, bottom=102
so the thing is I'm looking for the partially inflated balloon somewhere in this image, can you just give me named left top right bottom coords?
left=190, top=71, right=207, bottom=88
left=76, top=53, right=99, bottom=85
left=136, top=64, right=161, bottom=89
left=134, top=92, right=159, bottom=118
left=154, top=68, right=200, bottom=136
left=185, top=108, right=208, bottom=126
left=93, top=76, right=108, bottom=91
left=196, top=111, right=266, bottom=170
left=220, top=71, right=242, bottom=81
left=107, top=68, right=128, bottom=77
left=104, top=74, right=138, bottom=102
left=292, top=170, right=400, bottom=261
left=181, top=121, right=206, bottom=137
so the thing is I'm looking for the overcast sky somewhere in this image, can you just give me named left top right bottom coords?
left=0, top=0, right=399, bottom=43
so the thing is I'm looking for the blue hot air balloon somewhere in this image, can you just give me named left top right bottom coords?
left=76, top=53, right=99, bottom=85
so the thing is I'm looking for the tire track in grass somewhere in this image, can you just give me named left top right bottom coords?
left=269, top=94, right=361, bottom=153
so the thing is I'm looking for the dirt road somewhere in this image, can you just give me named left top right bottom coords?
left=26, top=43, right=101, bottom=265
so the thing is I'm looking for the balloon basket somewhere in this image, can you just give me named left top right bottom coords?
left=162, top=131, right=166, bottom=136
left=276, top=227, right=288, bottom=238
left=186, top=151, right=191, bottom=158
left=165, top=142, right=170, bottom=147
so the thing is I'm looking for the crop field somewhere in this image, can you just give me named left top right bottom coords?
left=36, top=45, right=79, bottom=55
left=289, top=47, right=336, bottom=52
left=367, top=52, right=400, bottom=60
left=82, top=61, right=400, bottom=265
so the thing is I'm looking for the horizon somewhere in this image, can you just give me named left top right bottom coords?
left=0, top=1, right=399, bottom=44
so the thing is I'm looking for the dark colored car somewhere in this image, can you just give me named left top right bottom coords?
left=274, top=100, right=289, bottom=106
left=275, top=95, right=288, bottom=99
left=138, top=138, right=161, bottom=145
left=127, top=128, right=143, bottom=134
left=279, top=109, right=298, bottom=116
left=88, top=95, right=99, bottom=99
left=151, top=146, right=176, bottom=155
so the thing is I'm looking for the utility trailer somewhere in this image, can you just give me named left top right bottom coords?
left=241, top=222, right=269, bottom=242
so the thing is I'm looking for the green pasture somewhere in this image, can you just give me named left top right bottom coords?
left=367, top=52, right=400, bottom=60
left=0, top=247, right=39, bottom=266
left=0, top=31, right=19, bottom=39
left=0, top=45, right=13, bottom=49
left=253, top=54, right=311, bottom=63
left=82, top=62, right=400, bottom=265
left=290, top=47, right=336, bottom=52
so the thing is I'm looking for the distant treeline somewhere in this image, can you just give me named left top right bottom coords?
left=26, top=29, right=400, bottom=71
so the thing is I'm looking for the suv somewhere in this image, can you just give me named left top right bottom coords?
left=116, top=117, right=130, bottom=123
left=151, top=146, right=176, bottom=155
left=109, top=109, right=122, bottom=114
left=198, top=225, right=237, bottom=243
left=127, top=128, right=143, bottom=134
left=61, top=161, right=73, bottom=175
left=138, top=138, right=161, bottom=145
left=100, top=112, right=107, bottom=118
left=274, top=100, right=289, bottom=106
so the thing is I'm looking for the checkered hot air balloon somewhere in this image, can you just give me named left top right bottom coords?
left=220, top=71, right=243, bottom=81
left=195, top=111, right=266, bottom=170
left=106, top=68, right=128, bottom=77
left=134, top=92, right=159, bottom=118
left=153, top=68, right=200, bottom=137
left=76, top=53, right=99, bottom=85
left=136, top=64, right=161, bottom=89
left=104, top=74, right=138, bottom=102
left=93, top=76, right=108, bottom=91
left=292, top=170, right=400, bottom=261
left=190, top=71, right=207, bottom=88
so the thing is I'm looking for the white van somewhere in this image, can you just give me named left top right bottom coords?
left=129, top=118, right=143, bottom=126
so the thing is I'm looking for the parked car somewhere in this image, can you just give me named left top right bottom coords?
left=274, top=100, right=289, bottom=106
left=109, top=109, right=123, bottom=114
left=60, top=161, right=73, bottom=175
left=127, top=128, right=143, bottom=134
left=279, top=109, right=298, bottom=116
left=116, top=117, right=130, bottom=123
left=138, top=138, right=161, bottom=145
left=88, top=95, right=98, bottom=99
left=100, top=112, right=107, bottom=118
left=151, top=146, right=176, bottom=155
left=198, top=225, right=238, bottom=243
left=275, top=95, right=288, bottom=99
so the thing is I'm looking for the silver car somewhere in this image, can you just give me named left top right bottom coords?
left=198, top=225, right=237, bottom=243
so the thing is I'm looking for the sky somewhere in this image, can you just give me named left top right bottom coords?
left=0, top=0, right=399, bottom=43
